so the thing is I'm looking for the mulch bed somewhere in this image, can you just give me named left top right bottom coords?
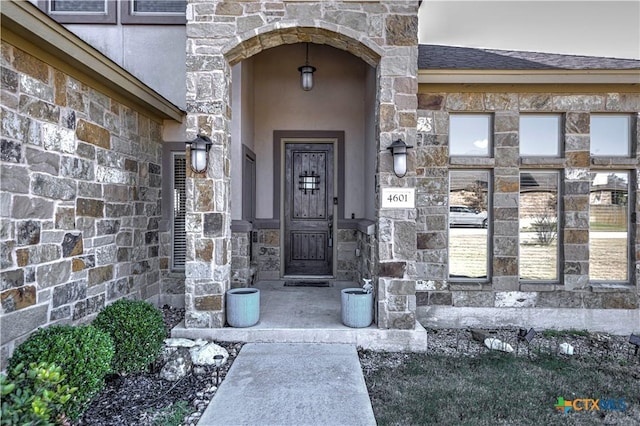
left=77, top=306, right=242, bottom=426
left=78, top=307, right=639, bottom=425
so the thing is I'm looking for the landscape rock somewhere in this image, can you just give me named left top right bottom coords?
left=165, top=337, right=200, bottom=348
left=160, top=347, right=193, bottom=382
left=484, top=337, right=514, bottom=353
left=559, top=342, right=574, bottom=355
left=190, top=342, right=229, bottom=366
left=589, top=333, right=611, bottom=350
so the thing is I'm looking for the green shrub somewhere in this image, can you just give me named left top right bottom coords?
left=93, top=299, right=166, bottom=374
left=1, top=361, right=77, bottom=426
left=8, top=325, right=113, bottom=420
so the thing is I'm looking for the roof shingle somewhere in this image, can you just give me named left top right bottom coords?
left=419, top=44, right=640, bottom=70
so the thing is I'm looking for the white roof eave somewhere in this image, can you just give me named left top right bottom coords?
left=418, top=69, right=640, bottom=85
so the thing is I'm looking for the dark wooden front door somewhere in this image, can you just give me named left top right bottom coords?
left=284, top=143, right=334, bottom=275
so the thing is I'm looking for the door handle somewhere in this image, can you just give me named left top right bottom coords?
left=328, top=215, right=333, bottom=247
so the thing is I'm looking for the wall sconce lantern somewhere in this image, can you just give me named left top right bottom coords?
left=186, top=135, right=212, bottom=173
left=297, top=43, right=316, bottom=91
left=387, top=139, right=413, bottom=178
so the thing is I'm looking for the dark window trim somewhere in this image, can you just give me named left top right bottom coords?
left=242, top=145, right=257, bottom=222
left=37, top=0, right=117, bottom=24
left=121, top=0, right=186, bottom=25
left=449, top=112, right=494, bottom=158
left=519, top=113, right=564, bottom=158
left=588, top=169, right=632, bottom=284
left=447, top=168, right=493, bottom=283
left=589, top=113, right=633, bottom=158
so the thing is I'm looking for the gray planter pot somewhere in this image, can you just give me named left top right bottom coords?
left=341, top=288, right=373, bottom=328
left=226, top=288, right=260, bottom=328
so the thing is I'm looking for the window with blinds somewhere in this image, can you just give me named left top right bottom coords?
left=38, top=0, right=117, bottom=23
left=172, top=154, right=186, bottom=270
left=122, top=0, right=186, bottom=24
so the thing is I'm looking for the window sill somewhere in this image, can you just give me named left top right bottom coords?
left=519, top=282, right=559, bottom=292
left=449, top=157, right=495, bottom=167
left=590, top=157, right=638, bottom=167
left=590, top=282, right=635, bottom=292
left=520, top=157, right=565, bottom=167
left=448, top=281, right=491, bottom=291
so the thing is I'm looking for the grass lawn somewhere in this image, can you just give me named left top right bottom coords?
left=363, top=352, right=640, bottom=425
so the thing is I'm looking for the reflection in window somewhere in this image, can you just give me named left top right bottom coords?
left=591, top=115, right=631, bottom=156
left=519, top=171, right=559, bottom=280
left=589, top=172, right=629, bottom=281
left=449, top=170, right=490, bottom=279
left=520, top=115, right=561, bottom=156
left=450, top=114, right=492, bottom=156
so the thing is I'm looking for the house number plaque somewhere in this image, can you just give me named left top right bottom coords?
left=381, top=188, right=415, bottom=209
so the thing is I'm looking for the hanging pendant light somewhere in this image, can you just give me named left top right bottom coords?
left=297, top=43, right=316, bottom=91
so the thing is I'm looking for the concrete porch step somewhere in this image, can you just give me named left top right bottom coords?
left=171, top=321, right=428, bottom=352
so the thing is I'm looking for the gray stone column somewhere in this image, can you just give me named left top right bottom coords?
left=414, top=106, right=449, bottom=301
left=492, top=112, right=520, bottom=292
left=375, top=5, right=419, bottom=329
left=635, top=113, right=640, bottom=292
left=563, top=112, right=590, bottom=290
left=184, top=2, right=232, bottom=328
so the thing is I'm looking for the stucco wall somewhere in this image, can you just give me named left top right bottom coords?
left=59, top=24, right=187, bottom=109
left=252, top=44, right=372, bottom=220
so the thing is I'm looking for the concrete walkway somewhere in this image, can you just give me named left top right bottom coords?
left=197, top=343, right=377, bottom=426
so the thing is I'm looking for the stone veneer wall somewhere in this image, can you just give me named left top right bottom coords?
left=230, top=221, right=253, bottom=288
left=185, top=0, right=419, bottom=329
left=415, top=90, right=639, bottom=311
left=243, top=226, right=365, bottom=283
left=253, top=228, right=280, bottom=281
left=0, top=43, right=165, bottom=367
left=336, top=228, right=358, bottom=281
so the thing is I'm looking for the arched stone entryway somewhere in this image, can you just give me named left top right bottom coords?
left=184, top=1, right=418, bottom=330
